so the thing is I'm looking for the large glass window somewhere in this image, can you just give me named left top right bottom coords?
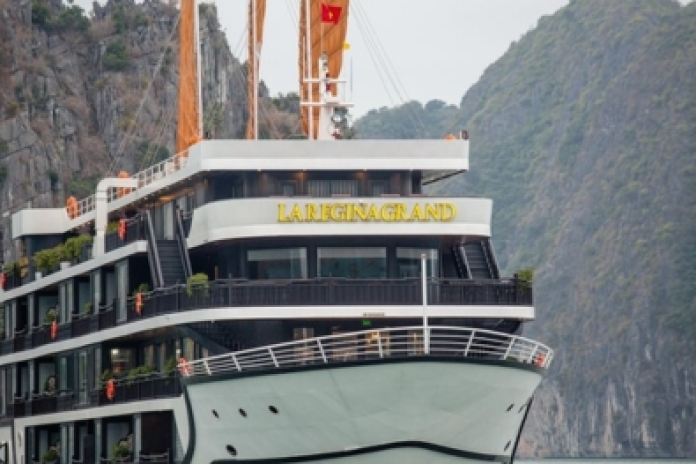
left=248, top=248, right=307, bottom=279
left=307, top=180, right=358, bottom=197
left=317, top=248, right=387, bottom=278
left=116, top=262, right=128, bottom=322
left=77, top=351, right=88, bottom=404
left=396, top=248, right=439, bottom=278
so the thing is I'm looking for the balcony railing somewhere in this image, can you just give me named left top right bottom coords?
left=0, top=278, right=532, bottom=356
left=4, top=374, right=182, bottom=420
left=181, top=325, right=554, bottom=379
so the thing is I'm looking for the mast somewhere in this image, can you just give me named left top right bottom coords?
left=305, top=0, right=313, bottom=137
left=194, top=0, right=203, bottom=137
left=176, top=0, right=202, bottom=153
left=253, top=0, right=258, bottom=140
left=245, top=0, right=266, bottom=140
left=299, top=0, right=353, bottom=140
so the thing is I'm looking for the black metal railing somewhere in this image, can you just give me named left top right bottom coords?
left=4, top=374, right=182, bottom=420
left=105, top=216, right=147, bottom=253
left=0, top=279, right=532, bottom=355
left=93, top=374, right=182, bottom=407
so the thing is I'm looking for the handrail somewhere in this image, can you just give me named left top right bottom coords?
left=68, top=152, right=189, bottom=219
left=180, top=325, right=553, bottom=378
left=145, top=210, right=164, bottom=288
left=175, top=207, right=193, bottom=278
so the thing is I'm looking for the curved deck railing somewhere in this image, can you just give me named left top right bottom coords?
left=70, top=153, right=189, bottom=218
left=180, top=326, right=553, bottom=378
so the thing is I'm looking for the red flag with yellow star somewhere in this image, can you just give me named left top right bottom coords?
left=321, top=3, right=342, bottom=24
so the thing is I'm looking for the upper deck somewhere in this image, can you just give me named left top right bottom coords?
left=11, top=139, right=469, bottom=239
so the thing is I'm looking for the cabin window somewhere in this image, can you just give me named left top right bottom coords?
left=279, top=181, right=296, bottom=197
left=396, top=248, right=439, bottom=278
left=77, top=351, right=88, bottom=404
left=307, top=180, right=358, bottom=197
left=2, top=304, right=10, bottom=340
left=0, top=369, right=5, bottom=416
left=317, top=247, right=387, bottom=279
left=116, top=261, right=128, bottom=322
left=110, top=348, right=135, bottom=377
left=92, top=270, right=102, bottom=307
left=368, top=180, right=388, bottom=197
left=247, top=248, right=308, bottom=279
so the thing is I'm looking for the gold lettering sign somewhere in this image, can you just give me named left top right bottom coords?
left=278, top=202, right=457, bottom=223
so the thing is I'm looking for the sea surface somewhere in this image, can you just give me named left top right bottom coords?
left=521, top=460, right=696, bottom=464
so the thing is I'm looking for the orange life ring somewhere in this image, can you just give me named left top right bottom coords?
left=66, top=196, right=78, bottom=219
left=178, top=357, right=191, bottom=376
left=534, top=353, right=546, bottom=367
left=50, top=320, right=58, bottom=340
left=106, top=379, right=116, bottom=401
left=135, top=292, right=143, bottom=315
left=0, top=272, right=6, bottom=290
left=118, top=219, right=127, bottom=241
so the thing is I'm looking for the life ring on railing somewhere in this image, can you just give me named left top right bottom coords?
left=178, top=357, right=191, bottom=377
left=50, top=320, right=58, bottom=340
left=118, top=219, right=127, bottom=241
left=106, top=379, right=116, bottom=401
left=135, top=292, right=143, bottom=315
left=0, top=272, right=6, bottom=290
left=66, top=196, right=78, bottom=219
left=117, top=171, right=132, bottom=197
left=534, top=352, right=546, bottom=367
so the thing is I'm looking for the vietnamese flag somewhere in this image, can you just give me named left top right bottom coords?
left=321, top=3, right=342, bottom=24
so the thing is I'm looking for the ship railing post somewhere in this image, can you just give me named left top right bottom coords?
left=421, top=253, right=430, bottom=354
left=377, top=333, right=384, bottom=358
left=503, top=336, right=517, bottom=361
left=269, top=348, right=279, bottom=367
left=232, top=354, right=241, bottom=372
left=527, top=344, right=538, bottom=364
left=204, top=360, right=212, bottom=376
left=317, top=339, right=327, bottom=363
left=464, top=329, right=475, bottom=357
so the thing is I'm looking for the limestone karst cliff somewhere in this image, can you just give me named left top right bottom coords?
left=355, top=0, right=696, bottom=457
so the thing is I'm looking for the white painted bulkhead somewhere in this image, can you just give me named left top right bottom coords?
left=187, top=197, right=492, bottom=248
left=183, top=360, right=542, bottom=463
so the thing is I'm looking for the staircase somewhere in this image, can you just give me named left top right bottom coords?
left=144, top=209, right=193, bottom=288
left=156, top=240, right=187, bottom=287
left=462, top=240, right=500, bottom=279
left=452, top=245, right=470, bottom=278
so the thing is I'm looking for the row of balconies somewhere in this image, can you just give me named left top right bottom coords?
left=1, top=278, right=532, bottom=357
left=6, top=374, right=182, bottom=420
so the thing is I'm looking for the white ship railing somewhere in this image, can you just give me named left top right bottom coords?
left=179, top=325, right=553, bottom=378
left=70, top=152, right=189, bottom=218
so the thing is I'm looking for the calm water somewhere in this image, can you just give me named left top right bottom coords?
left=521, top=460, right=696, bottom=464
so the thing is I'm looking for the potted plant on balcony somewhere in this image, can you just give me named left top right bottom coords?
left=41, top=446, right=59, bottom=463
left=163, top=356, right=178, bottom=377
left=186, top=273, right=209, bottom=297
left=113, top=440, right=131, bottom=464
left=44, top=308, right=58, bottom=324
left=33, top=249, right=52, bottom=278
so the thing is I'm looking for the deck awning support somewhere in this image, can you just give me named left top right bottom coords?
left=93, top=178, right=138, bottom=258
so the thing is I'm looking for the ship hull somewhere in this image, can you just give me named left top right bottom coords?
left=182, top=358, right=543, bottom=463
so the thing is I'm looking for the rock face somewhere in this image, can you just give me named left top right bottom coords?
left=355, top=0, right=696, bottom=457
left=0, top=0, right=246, bottom=261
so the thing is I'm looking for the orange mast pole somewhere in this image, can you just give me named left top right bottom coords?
left=177, top=0, right=202, bottom=153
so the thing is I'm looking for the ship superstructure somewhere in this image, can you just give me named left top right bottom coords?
left=0, top=1, right=552, bottom=463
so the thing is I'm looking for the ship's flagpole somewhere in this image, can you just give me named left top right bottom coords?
left=421, top=253, right=430, bottom=354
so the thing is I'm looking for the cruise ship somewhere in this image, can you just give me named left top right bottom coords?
left=0, top=1, right=553, bottom=463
